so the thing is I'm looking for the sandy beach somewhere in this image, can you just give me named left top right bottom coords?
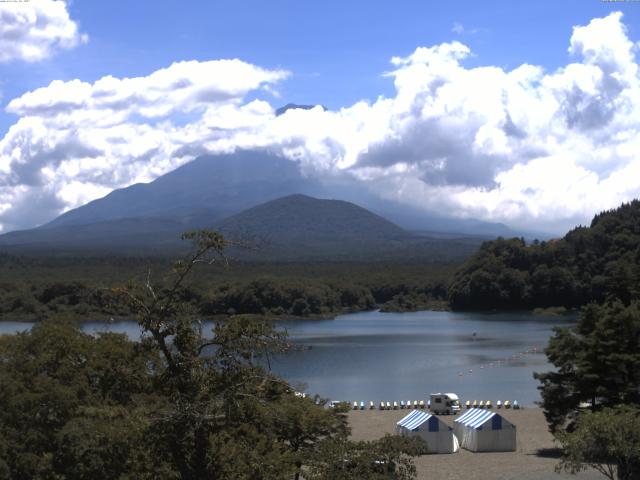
left=348, top=407, right=603, bottom=480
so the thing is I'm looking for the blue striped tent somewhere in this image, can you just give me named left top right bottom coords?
left=453, top=408, right=516, bottom=452
left=396, top=410, right=459, bottom=454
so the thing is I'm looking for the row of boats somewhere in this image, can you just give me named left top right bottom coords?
left=464, top=400, right=520, bottom=409
left=348, top=399, right=521, bottom=411
left=348, top=400, right=428, bottom=410
left=375, top=400, right=426, bottom=410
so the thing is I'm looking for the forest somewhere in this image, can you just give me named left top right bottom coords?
left=0, top=232, right=429, bottom=479
left=3, top=201, right=640, bottom=321
left=448, top=201, right=640, bottom=310
left=0, top=254, right=455, bottom=322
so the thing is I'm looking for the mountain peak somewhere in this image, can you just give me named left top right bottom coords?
left=275, top=104, right=327, bottom=116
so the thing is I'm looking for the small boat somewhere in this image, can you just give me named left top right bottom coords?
left=465, top=400, right=471, bottom=409
left=479, top=400, right=484, bottom=408
left=393, top=401, right=398, bottom=410
left=369, top=401, right=375, bottom=410
left=419, top=400, right=425, bottom=409
left=504, top=400, right=511, bottom=409
left=360, top=401, right=365, bottom=410
left=400, top=400, right=405, bottom=409
left=386, top=401, right=392, bottom=410
left=472, top=400, right=478, bottom=407
left=485, top=400, right=492, bottom=409
left=380, top=401, right=385, bottom=410
left=496, top=400, right=502, bottom=408
left=427, top=399, right=431, bottom=409
left=353, top=401, right=358, bottom=410
left=413, top=400, right=419, bottom=409
left=513, top=400, right=520, bottom=409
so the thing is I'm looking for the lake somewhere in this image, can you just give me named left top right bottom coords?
left=0, top=310, right=573, bottom=406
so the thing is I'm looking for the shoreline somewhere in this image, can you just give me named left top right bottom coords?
left=348, top=407, right=601, bottom=480
left=0, top=305, right=578, bottom=324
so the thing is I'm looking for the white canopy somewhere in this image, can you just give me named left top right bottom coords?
left=453, top=408, right=516, bottom=452
left=396, top=410, right=459, bottom=454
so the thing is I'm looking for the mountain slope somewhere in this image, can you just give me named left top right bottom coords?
left=215, top=194, right=479, bottom=261
left=0, top=194, right=483, bottom=260
left=0, top=218, right=188, bottom=254
left=217, top=194, right=407, bottom=259
left=39, top=150, right=524, bottom=237
left=218, top=194, right=407, bottom=240
left=44, top=150, right=322, bottom=229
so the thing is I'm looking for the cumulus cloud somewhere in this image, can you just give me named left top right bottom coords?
left=1, top=11, right=640, bottom=234
left=0, top=60, right=288, bottom=230
left=0, top=0, right=87, bottom=63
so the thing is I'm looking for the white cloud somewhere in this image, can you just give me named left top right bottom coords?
left=0, top=59, right=288, bottom=230
left=451, top=22, right=480, bottom=35
left=452, top=22, right=465, bottom=35
left=0, top=0, right=87, bottom=63
left=1, top=11, right=640, bottom=234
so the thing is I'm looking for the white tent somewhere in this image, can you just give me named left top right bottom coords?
left=396, top=410, right=459, bottom=454
left=453, top=408, right=516, bottom=452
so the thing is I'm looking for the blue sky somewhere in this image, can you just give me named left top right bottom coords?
left=1, top=0, right=640, bottom=233
left=4, top=0, right=639, bottom=130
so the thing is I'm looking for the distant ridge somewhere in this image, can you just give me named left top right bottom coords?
left=0, top=149, right=534, bottom=257
left=42, top=151, right=320, bottom=230
left=0, top=193, right=483, bottom=260
left=218, top=194, right=407, bottom=239
left=275, top=103, right=327, bottom=116
left=212, top=194, right=483, bottom=261
left=25, top=150, right=524, bottom=239
left=216, top=194, right=409, bottom=260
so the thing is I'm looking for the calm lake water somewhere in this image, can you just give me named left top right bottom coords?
left=0, top=310, right=573, bottom=406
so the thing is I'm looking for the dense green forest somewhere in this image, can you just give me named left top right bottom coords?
left=0, top=232, right=428, bottom=479
left=448, top=201, right=640, bottom=310
left=4, top=200, right=640, bottom=321
left=0, top=254, right=456, bottom=321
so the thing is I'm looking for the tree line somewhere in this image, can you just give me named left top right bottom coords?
left=0, top=257, right=455, bottom=321
left=448, top=201, right=640, bottom=310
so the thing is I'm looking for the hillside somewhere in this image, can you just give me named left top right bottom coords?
left=43, top=150, right=321, bottom=229
left=216, top=194, right=481, bottom=261
left=448, top=200, right=640, bottom=310
left=11, top=149, right=525, bottom=239
left=0, top=193, right=483, bottom=260
left=0, top=218, right=188, bottom=254
left=216, top=194, right=406, bottom=260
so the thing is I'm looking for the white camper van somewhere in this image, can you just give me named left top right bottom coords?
left=429, top=393, right=461, bottom=415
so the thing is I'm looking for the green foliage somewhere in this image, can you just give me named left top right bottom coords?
left=0, top=231, right=434, bottom=478
left=307, top=434, right=428, bottom=480
left=202, top=278, right=376, bottom=317
left=535, top=301, right=640, bottom=432
left=0, top=317, right=161, bottom=479
left=555, top=406, right=640, bottom=480
left=0, top=254, right=457, bottom=321
left=449, top=201, right=640, bottom=310
left=0, top=231, right=428, bottom=479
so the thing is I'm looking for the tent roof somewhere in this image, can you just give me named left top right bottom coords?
left=397, top=410, right=435, bottom=431
left=454, top=408, right=503, bottom=429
